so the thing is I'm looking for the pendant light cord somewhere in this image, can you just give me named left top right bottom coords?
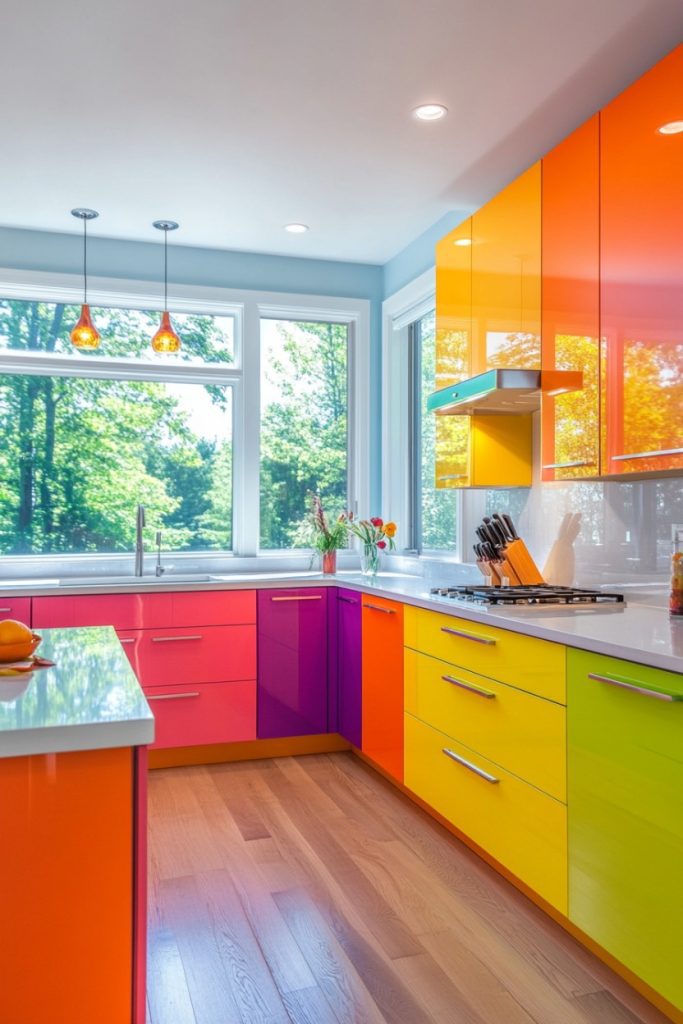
left=164, top=229, right=168, bottom=310
left=83, top=216, right=88, bottom=305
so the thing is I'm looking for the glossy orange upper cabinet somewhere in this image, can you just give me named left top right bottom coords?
left=471, top=163, right=541, bottom=374
left=362, top=595, right=404, bottom=782
left=541, top=115, right=600, bottom=481
left=435, top=217, right=472, bottom=390
left=601, top=45, right=683, bottom=475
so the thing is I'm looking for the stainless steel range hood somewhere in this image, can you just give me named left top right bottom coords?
left=427, top=368, right=582, bottom=416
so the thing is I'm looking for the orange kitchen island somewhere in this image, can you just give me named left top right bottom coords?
left=0, top=626, right=153, bottom=1024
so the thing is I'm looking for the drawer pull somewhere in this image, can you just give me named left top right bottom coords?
left=363, top=603, right=395, bottom=614
left=611, top=447, right=683, bottom=461
left=271, top=596, right=322, bottom=602
left=588, top=673, right=682, bottom=702
left=0, top=607, right=13, bottom=612
left=147, top=691, right=201, bottom=701
left=542, top=460, right=596, bottom=470
left=437, top=474, right=467, bottom=481
left=442, top=674, right=496, bottom=699
left=338, top=595, right=358, bottom=605
left=442, top=747, right=499, bottom=784
left=151, top=634, right=203, bottom=643
left=119, top=638, right=135, bottom=645
left=440, top=626, right=495, bottom=646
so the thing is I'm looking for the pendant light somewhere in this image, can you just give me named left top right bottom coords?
left=70, top=208, right=100, bottom=350
left=151, top=220, right=181, bottom=353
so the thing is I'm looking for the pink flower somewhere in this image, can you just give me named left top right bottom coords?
left=377, top=540, right=386, bottom=549
left=370, top=517, right=383, bottom=528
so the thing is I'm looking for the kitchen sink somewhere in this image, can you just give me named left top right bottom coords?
left=57, top=574, right=217, bottom=587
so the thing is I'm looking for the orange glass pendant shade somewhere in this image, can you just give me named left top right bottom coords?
left=70, top=304, right=101, bottom=350
left=151, top=310, right=181, bottom=353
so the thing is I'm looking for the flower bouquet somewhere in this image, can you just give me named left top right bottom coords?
left=296, top=494, right=348, bottom=574
left=347, top=515, right=397, bottom=576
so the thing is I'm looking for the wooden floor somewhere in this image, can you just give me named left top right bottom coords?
left=147, top=752, right=670, bottom=1024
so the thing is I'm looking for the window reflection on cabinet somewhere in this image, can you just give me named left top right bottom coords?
left=541, top=115, right=600, bottom=481
left=435, top=217, right=472, bottom=390
left=601, top=45, right=683, bottom=475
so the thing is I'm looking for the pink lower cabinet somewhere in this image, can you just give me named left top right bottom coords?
left=144, top=680, right=256, bottom=749
left=257, top=588, right=328, bottom=738
left=119, top=624, right=256, bottom=687
left=0, top=597, right=31, bottom=624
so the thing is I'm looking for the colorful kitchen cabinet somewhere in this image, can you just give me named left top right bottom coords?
left=541, top=115, right=600, bottom=481
left=335, top=587, right=362, bottom=747
left=0, top=596, right=31, bottom=624
left=257, top=588, right=328, bottom=738
left=600, top=44, right=683, bottom=476
left=568, top=648, right=683, bottom=1012
left=361, top=594, right=404, bottom=781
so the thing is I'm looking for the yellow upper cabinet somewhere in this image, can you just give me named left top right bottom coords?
left=435, top=217, right=472, bottom=390
left=471, top=163, right=542, bottom=375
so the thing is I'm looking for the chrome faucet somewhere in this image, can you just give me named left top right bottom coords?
left=134, top=504, right=146, bottom=576
left=155, top=530, right=166, bottom=577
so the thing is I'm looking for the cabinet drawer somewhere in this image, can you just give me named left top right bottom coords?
left=405, top=714, right=567, bottom=912
left=144, top=680, right=256, bottom=749
left=33, top=593, right=171, bottom=630
left=0, top=597, right=31, bottom=625
left=405, top=649, right=566, bottom=801
left=404, top=606, right=565, bottom=703
left=170, top=590, right=256, bottom=627
left=119, top=624, right=256, bottom=687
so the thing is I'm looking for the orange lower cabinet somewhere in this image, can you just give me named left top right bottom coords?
left=0, top=746, right=139, bottom=1024
left=361, top=596, right=404, bottom=781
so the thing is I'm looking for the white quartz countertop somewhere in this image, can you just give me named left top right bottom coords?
left=0, top=570, right=681, bottom=674
left=0, top=626, right=154, bottom=759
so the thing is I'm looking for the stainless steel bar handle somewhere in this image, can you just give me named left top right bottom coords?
left=611, top=447, right=683, bottom=461
left=542, top=460, right=596, bottom=469
left=442, top=748, right=499, bottom=784
left=118, top=638, right=135, bottom=645
left=588, top=673, right=681, bottom=702
left=338, top=595, right=358, bottom=604
left=271, top=596, right=322, bottom=602
left=441, top=626, right=495, bottom=646
left=151, top=634, right=203, bottom=643
left=363, top=603, right=395, bottom=614
left=437, top=474, right=467, bottom=481
left=442, top=674, right=496, bottom=699
left=147, top=692, right=201, bottom=701
left=0, top=607, right=13, bottom=612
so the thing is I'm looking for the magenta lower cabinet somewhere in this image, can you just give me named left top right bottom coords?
left=335, top=588, right=362, bottom=747
left=257, top=588, right=328, bottom=738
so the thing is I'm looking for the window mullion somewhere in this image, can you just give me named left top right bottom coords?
left=234, top=298, right=260, bottom=556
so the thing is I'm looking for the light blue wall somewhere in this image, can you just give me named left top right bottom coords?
left=382, top=209, right=469, bottom=299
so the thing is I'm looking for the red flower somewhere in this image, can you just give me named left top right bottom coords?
left=377, top=540, right=387, bottom=549
left=370, top=517, right=383, bottom=528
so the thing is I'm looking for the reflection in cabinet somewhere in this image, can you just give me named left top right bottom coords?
left=257, top=589, right=328, bottom=739
left=601, top=45, right=683, bottom=475
left=568, top=649, right=683, bottom=1011
left=541, top=115, right=600, bottom=481
left=335, top=588, right=362, bottom=747
left=435, top=217, right=472, bottom=391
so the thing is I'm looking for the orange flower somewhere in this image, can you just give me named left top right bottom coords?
left=384, top=521, right=397, bottom=538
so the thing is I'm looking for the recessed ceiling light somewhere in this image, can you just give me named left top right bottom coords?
left=657, top=120, right=683, bottom=135
left=285, top=223, right=309, bottom=233
left=413, top=103, right=448, bottom=122
left=454, top=238, right=472, bottom=246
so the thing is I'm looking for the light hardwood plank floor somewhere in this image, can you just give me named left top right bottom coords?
left=147, top=752, right=671, bottom=1024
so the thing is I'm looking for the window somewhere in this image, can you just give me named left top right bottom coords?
left=0, top=296, right=235, bottom=556
left=259, top=318, right=349, bottom=549
left=411, top=311, right=459, bottom=554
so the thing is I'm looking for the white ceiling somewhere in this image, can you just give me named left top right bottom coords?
left=1, top=0, right=681, bottom=264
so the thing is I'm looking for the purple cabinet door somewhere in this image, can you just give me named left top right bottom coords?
left=336, top=588, right=362, bottom=748
left=257, top=588, right=328, bottom=738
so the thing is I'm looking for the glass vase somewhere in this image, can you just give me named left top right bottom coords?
left=360, top=543, right=380, bottom=576
left=322, top=550, right=337, bottom=575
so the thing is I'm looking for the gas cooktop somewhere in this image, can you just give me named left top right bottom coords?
left=430, top=585, right=625, bottom=606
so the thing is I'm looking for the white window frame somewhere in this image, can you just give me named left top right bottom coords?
left=382, top=267, right=464, bottom=561
left=0, top=268, right=370, bottom=564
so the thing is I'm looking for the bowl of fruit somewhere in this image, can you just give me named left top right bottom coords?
left=0, top=619, right=42, bottom=664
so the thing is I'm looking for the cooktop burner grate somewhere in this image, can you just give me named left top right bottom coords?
left=430, top=585, right=625, bottom=606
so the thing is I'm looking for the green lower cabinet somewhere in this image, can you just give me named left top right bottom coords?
left=568, top=649, right=683, bottom=1011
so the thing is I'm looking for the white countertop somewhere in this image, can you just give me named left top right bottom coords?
left=0, top=570, right=682, bottom=674
left=0, top=626, right=154, bottom=759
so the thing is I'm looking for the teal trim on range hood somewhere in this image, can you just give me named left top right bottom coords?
left=427, top=368, right=582, bottom=415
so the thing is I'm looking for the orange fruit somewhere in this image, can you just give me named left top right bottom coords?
left=0, top=619, right=41, bottom=663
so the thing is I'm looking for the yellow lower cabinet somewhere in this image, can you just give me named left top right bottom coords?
left=404, top=649, right=566, bottom=801
left=404, top=714, right=567, bottom=913
left=404, top=606, right=566, bottom=703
